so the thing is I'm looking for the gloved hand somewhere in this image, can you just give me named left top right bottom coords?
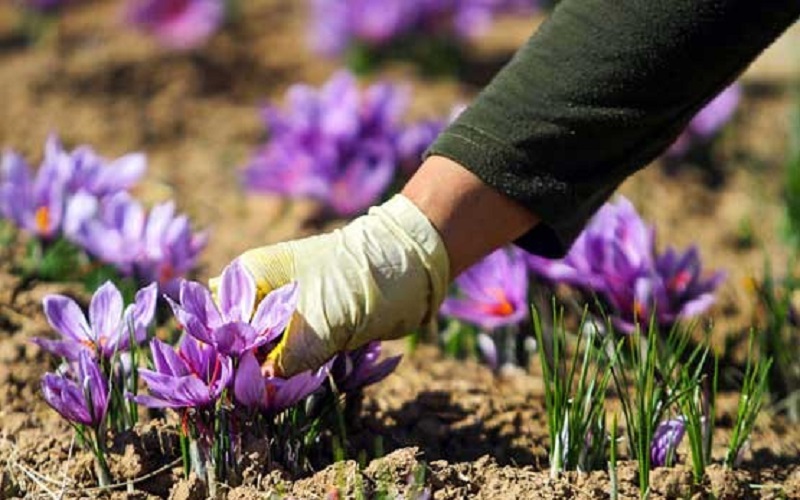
left=213, top=195, right=450, bottom=376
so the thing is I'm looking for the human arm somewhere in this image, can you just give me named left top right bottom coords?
left=429, top=0, right=799, bottom=256
left=229, top=0, right=799, bottom=375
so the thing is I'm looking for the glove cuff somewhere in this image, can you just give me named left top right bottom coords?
left=370, top=195, right=450, bottom=321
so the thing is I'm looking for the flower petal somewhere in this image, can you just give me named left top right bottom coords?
left=43, top=295, right=92, bottom=344
left=250, top=282, right=298, bottom=343
left=89, top=281, right=124, bottom=350
left=233, top=351, right=265, bottom=409
left=218, top=260, right=256, bottom=323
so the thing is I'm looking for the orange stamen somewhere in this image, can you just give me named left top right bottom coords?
left=35, top=206, right=50, bottom=234
left=481, top=287, right=516, bottom=317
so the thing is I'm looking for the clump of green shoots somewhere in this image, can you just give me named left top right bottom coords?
left=534, top=305, right=612, bottom=477
left=725, top=332, right=772, bottom=468
left=610, top=322, right=706, bottom=499
left=749, top=261, right=800, bottom=421
left=678, top=354, right=718, bottom=484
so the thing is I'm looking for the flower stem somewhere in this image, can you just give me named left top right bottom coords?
left=93, top=430, right=112, bottom=488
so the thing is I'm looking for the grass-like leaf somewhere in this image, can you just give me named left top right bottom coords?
left=725, top=331, right=772, bottom=468
left=534, top=303, right=612, bottom=477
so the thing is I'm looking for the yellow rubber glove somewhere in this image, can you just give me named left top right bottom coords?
left=215, top=195, right=450, bottom=376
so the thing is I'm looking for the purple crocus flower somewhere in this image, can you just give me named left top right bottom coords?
left=0, top=149, right=69, bottom=240
left=124, top=0, right=225, bottom=50
left=41, top=351, right=109, bottom=427
left=169, top=260, right=298, bottom=358
left=0, top=135, right=147, bottom=241
left=331, top=341, right=402, bottom=393
left=651, top=417, right=687, bottom=467
left=234, top=350, right=327, bottom=413
left=242, top=71, right=407, bottom=217
left=72, top=193, right=207, bottom=293
left=440, top=246, right=529, bottom=330
left=34, top=281, right=158, bottom=360
left=667, top=83, right=741, bottom=158
left=133, top=337, right=232, bottom=409
left=527, top=196, right=724, bottom=333
left=527, top=196, right=655, bottom=292
left=45, top=135, right=146, bottom=198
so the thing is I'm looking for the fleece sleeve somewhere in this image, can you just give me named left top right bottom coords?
left=427, top=0, right=799, bottom=257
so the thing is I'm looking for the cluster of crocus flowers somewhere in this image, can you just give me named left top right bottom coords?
left=131, top=260, right=400, bottom=483
left=36, top=281, right=157, bottom=486
left=308, top=0, right=538, bottom=57
left=124, top=0, right=226, bottom=51
left=241, top=71, right=448, bottom=217
left=527, top=196, right=725, bottom=334
left=0, top=135, right=206, bottom=293
left=666, top=83, right=741, bottom=159
left=440, top=246, right=530, bottom=369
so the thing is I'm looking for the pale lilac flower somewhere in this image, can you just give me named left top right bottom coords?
left=45, top=135, right=146, bottom=198
left=651, top=417, right=687, bottom=467
left=242, top=71, right=406, bottom=217
left=34, top=281, right=158, bottom=360
left=41, top=351, right=109, bottom=427
left=331, top=342, right=401, bottom=393
left=0, top=135, right=147, bottom=241
left=73, top=193, right=207, bottom=293
left=667, top=83, right=741, bottom=158
left=124, top=0, right=225, bottom=50
left=234, top=350, right=327, bottom=413
left=169, top=260, right=297, bottom=358
left=0, top=150, right=69, bottom=239
left=440, top=246, right=529, bottom=330
left=133, top=337, right=232, bottom=409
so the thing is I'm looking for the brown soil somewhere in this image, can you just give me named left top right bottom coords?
left=1, top=1, right=800, bottom=498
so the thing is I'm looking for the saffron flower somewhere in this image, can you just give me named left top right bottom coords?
left=124, top=0, right=226, bottom=50
left=72, top=193, right=207, bottom=293
left=46, top=135, right=146, bottom=198
left=233, top=351, right=327, bottom=413
left=331, top=341, right=402, bottom=393
left=651, top=417, right=687, bottom=467
left=308, top=0, right=538, bottom=57
left=440, top=246, right=529, bottom=330
left=34, top=281, right=158, bottom=360
left=0, top=135, right=147, bottom=241
left=242, top=71, right=409, bottom=217
left=133, top=337, right=232, bottom=409
left=169, top=260, right=297, bottom=358
left=526, top=196, right=724, bottom=333
left=667, top=83, right=741, bottom=158
left=605, top=247, right=727, bottom=333
left=527, top=196, right=655, bottom=292
left=41, top=351, right=109, bottom=427
left=0, top=150, right=68, bottom=239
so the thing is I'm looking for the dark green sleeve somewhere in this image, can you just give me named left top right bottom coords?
left=427, top=0, right=799, bottom=257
